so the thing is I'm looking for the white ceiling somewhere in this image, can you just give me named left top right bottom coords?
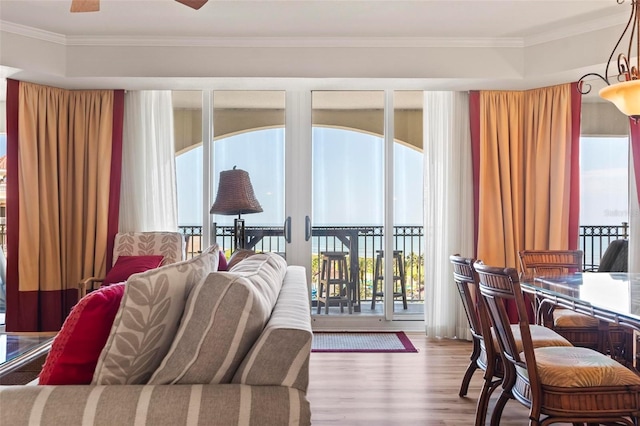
left=0, top=0, right=624, bottom=40
left=0, top=0, right=633, bottom=105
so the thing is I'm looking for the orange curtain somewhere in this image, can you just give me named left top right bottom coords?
left=522, top=85, right=574, bottom=249
left=475, top=83, right=579, bottom=268
left=6, top=81, right=123, bottom=331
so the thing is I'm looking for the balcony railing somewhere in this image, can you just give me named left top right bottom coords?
left=178, top=222, right=630, bottom=304
left=580, top=222, right=628, bottom=270
left=180, top=224, right=425, bottom=308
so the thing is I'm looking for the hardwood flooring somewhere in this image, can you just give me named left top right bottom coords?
left=308, top=332, right=535, bottom=425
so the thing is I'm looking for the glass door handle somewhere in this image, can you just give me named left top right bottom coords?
left=284, top=216, right=292, bottom=243
left=305, top=216, right=311, bottom=241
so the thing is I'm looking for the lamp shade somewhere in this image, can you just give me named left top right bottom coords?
left=210, top=167, right=263, bottom=216
left=599, top=80, right=640, bottom=119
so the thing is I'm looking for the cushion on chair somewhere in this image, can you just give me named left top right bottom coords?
left=148, top=252, right=287, bottom=385
left=39, top=283, right=126, bottom=385
left=92, top=245, right=220, bottom=385
left=492, top=325, right=573, bottom=353
left=516, top=346, right=640, bottom=387
left=553, top=309, right=600, bottom=327
left=102, top=255, right=164, bottom=286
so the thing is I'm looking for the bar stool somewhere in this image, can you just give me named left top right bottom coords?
left=316, top=251, right=353, bottom=314
left=371, top=250, right=407, bottom=310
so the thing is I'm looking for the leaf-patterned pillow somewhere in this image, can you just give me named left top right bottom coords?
left=92, top=245, right=219, bottom=385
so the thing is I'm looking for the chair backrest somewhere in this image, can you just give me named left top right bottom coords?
left=112, top=232, right=186, bottom=266
left=598, top=239, right=628, bottom=272
left=518, top=250, right=583, bottom=277
left=474, top=262, right=534, bottom=374
left=449, top=254, right=483, bottom=340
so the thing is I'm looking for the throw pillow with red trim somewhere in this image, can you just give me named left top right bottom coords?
left=39, top=283, right=126, bottom=385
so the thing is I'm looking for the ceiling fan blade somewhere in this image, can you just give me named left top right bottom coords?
left=175, top=0, right=208, bottom=10
left=70, top=0, right=100, bottom=13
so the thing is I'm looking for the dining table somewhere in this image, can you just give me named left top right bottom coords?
left=520, top=272, right=640, bottom=367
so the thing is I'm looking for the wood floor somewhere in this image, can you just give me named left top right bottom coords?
left=308, top=332, right=536, bottom=426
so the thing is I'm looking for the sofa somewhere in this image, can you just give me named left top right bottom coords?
left=0, top=248, right=313, bottom=426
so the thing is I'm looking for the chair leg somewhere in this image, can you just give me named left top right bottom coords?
left=398, top=254, right=407, bottom=309
left=475, top=375, right=501, bottom=426
left=371, top=254, right=382, bottom=310
left=459, top=338, right=481, bottom=397
left=490, top=390, right=511, bottom=426
left=491, top=365, right=515, bottom=426
left=316, top=281, right=323, bottom=314
left=459, top=361, right=478, bottom=397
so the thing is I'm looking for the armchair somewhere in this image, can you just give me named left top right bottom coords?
left=78, top=231, right=186, bottom=298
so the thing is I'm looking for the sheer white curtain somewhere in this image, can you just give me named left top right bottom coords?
left=423, top=91, right=475, bottom=339
left=119, top=91, right=178, bottom=231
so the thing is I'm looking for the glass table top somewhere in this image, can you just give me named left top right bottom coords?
left=0, top=333, right=56, bottom=377
left=523, top=272, right=640, bottom=324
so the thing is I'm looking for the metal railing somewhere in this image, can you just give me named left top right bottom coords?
left=579, top=222, right=628, bottom=270
left=179, top=224, right=425, bottom=305
left=0, top=221, right=625, bottom=280
left=179, top=221, right=630, bottom=302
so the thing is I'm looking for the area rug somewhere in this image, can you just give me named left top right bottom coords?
left=311, top=331, right=418, bottom=353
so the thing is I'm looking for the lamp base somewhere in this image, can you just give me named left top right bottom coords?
left=234, top=218, right=245, bottom=251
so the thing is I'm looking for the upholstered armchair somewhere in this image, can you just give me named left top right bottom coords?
left=78, top=231, right=186, bottom=298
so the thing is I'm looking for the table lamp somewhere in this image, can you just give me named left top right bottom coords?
left=210, top=166, right=263, bottom=251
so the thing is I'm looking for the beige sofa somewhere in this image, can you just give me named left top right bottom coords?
left=0, top=250, right=312, bottom=426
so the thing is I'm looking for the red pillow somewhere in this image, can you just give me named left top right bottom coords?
left=218, top=250, right=228, bottom=271
left=39, top=283, right=126, bottom=385
left=102, top=255, right=164, bottom=286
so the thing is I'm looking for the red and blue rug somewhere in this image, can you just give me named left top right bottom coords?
left=311, top=331, right=418, bottom=353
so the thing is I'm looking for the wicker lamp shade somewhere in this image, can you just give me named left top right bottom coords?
left=210, top=167, right=263, bottom=216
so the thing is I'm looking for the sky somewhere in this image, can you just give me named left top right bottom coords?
left=176, top=128, right=424, bottom=227
left=0, top=131, right=624, bottom=228
left=177, top=132, right=630, bottom=228
left=579, top=136, right=629, bottom=226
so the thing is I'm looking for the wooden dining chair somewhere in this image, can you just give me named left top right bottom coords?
left=518, top=250, right=603, bottom=347
left=450, top=255, right=572, bottom=426
left=519, top=249, right=629, bottom=361
left=475, top=261, right=640, bottom=426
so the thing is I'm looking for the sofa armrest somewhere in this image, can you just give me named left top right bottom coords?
left=0, top=384, right=310, bottom=426
left=232, top=265, right=312, bottom=392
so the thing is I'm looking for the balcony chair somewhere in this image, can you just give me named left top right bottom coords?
left=474, top=261, right=640, bottom=426
left=370, top=250, right=407, bottom=310
left=316, top=251, right=353, bottom=314
left=598, top=239, right=629, bottom=272
left=78, top=231, right=186, bottom=298
left=450, top=255, right=572, bottom=426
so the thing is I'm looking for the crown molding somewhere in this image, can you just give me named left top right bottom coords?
left=0, top=20, right=522, bottom=48
left=65, top=35, right=523, bottom=48
left=524, top=11, right=628, bottom=47
left=1, top=9, right=628, bottom=50
left=0, top=21, right=66, bottom=45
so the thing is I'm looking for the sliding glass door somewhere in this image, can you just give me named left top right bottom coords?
left=174, top=88, right=425, bottom=328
